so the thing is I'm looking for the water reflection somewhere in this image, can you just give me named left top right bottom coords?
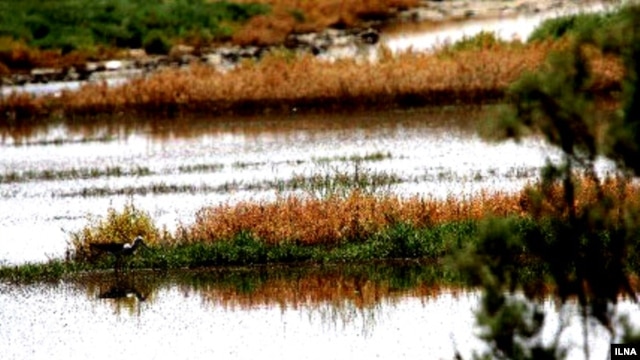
left=2, top=262, right=631, bottom=359
left=96, top=273, right=148, bottom=301
left=0, top=262, right=485, bottom=360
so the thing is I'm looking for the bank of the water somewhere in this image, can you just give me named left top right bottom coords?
left=0, top=215, right=620, bottom=285
left=0, top=220, right=475, bottom=282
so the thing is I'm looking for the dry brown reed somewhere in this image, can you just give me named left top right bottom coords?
left=0, top=37, right=120, bottom=74
left=519, top=174, right=640, bottom=221
left=2, top=40, right=623, bottom=120
left=184, top=190, right=524, bottom=245
left=183, top=175, right=640, bottom=246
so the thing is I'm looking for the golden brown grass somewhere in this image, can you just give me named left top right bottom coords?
left=230, top=0, right=418, bottom=45
left=1, top=40, right=623, bottom=120
left=183, top=190, right=524, bottom=245
left=181, top=176, right=640, bottom=246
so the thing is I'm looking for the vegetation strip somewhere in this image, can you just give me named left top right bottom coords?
left=0, top=36, right=622, bottom=121
left=0, top=152, right=392, bottom=184
left=0, top=219, right=519, bottom=283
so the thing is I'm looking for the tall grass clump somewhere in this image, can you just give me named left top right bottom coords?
left=291, top=161, right=400, bottom=198
left=181, top=190, right=525, bottom=246
left=69, top=201, right=167, bottom=262
left=439, top=31, right=516, bottom=54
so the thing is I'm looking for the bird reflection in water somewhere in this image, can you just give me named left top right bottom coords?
left=98, top=275, right=147, bottom=302
left=97, top=271, right=149, bottom=316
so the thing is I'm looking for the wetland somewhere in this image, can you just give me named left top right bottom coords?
left=2, top=2, right=640, bottom=359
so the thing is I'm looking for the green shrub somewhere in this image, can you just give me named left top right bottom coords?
left=143, top=30, right=171, bottom=55
left=0, top=0, right=270, bottom=51
left=528, top=8, right=624, bottom=42
left=69, top=201, right=163, bottom=262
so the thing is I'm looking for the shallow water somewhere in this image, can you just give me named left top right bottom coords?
left=384, top=2, right=613, bottom=53
left=0, top=108, right=544, bottom=264
left=0, top=107, right=615, bottom=265
left=0, top=264, right=631, bottom=360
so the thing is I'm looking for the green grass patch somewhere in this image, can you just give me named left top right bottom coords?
left=0, top=0, right=270, bottom=54
left=0, top=219, right=491, bottom=282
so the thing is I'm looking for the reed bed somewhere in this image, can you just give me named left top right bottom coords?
left=182, top=175, right=640, bottom=246
left=183, top=190, right=524, bottom=245
left=1, top=41, right=623, bottom=120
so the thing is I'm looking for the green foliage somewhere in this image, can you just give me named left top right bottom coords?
left=143, top=30, right=171, bottom=55
left=528, top=10, right=622, bottom=42
left=0, top=0, right=270, bottom=52
left=467, top=4, right=640, bottom=359
left=447, top=31, right=511, bottom=52
left=70, top=201, right=164, bottom=262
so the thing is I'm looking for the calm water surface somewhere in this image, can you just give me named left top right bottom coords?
left=0, top=264, right=628, bottom=360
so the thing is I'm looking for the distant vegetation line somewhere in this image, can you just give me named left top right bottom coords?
left=0, top=0, right=417, bottom=72
left=0, top=0, right=268, bottom=55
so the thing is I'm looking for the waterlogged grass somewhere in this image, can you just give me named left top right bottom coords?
left=1, top=153, right=392, bottom=186
left=0, top=259, right=89, bottom=283
left=5, top=178, right=640, bottom=281
left=48, top=163, right=400, bottom=198
left=9, top=135, right=115, bottom=147
left=0, top=217, right=588, bottom=285
left=0, top=165, right=151, bottom=184
left=177, top=163, right=225, bottom=173
left=312, top=151, right=393, bottom=164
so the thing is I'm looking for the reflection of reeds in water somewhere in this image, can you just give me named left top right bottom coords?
left=177, top=262, right=467, bottom=333
left=81, top=271, right=158, bottom=316
left=77, top=262, right=465, bottom=328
